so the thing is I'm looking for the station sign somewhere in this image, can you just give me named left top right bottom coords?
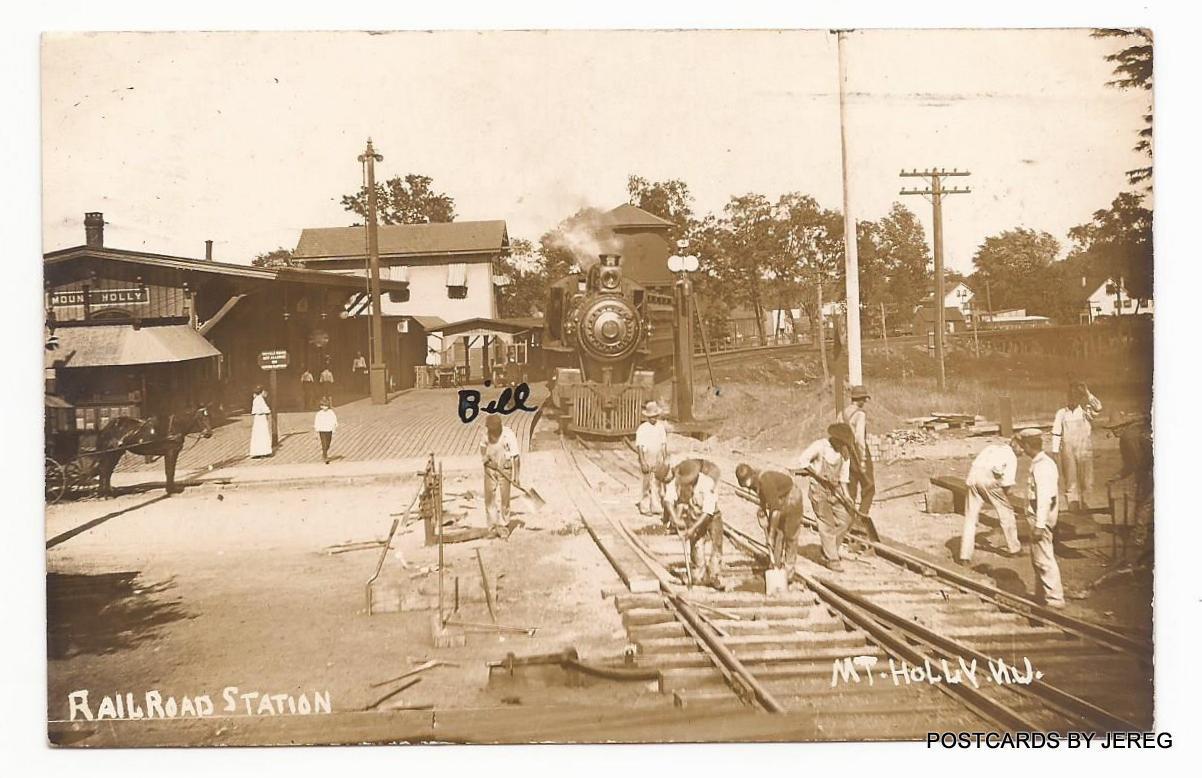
left=258, top=350, right=289, bottom=370
left=51, top=287, right=149, bottom=307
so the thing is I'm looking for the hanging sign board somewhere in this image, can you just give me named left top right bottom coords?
left=258, top=350, right=289, bottom=370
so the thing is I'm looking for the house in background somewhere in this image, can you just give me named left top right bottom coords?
left=292, top=220, right=511, bottom=387
left=919, top=281, right=975, bottom=320
left=913, top=305, right=966, bottom=337
left=978, top=308, right=1052, bottom=330
left=1085, top=277, right=1154, bottom=321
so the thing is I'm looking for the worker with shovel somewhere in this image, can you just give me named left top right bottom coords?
left=480, top=415, right=521, bottom=539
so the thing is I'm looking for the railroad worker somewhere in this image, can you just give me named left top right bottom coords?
left=300, top=367, right=316, bottom=410
left=480, top=414, right=522, bottom=539
left=1110, top=414, right=1153, bottom=549
left=313, top=396, right=338, bottom=465
left=1016, top=428, right=1065, bottom=608
left=797, top=423, right=857, bottom=571
left=1051, top=380, right=1103, bottom=511
left=635, top=400, right=669, bottom=516
left=957, top=436, right=1024, bottom=564
left=735, top=464, right=805, bottom=571
left=249, top=386, right=273, bottom=458
left=842, top=385, right=876, bottom=514
left=661, top=459, right=724, bottom=587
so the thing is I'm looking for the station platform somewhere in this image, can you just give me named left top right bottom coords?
left=114, top=384, right=547, bottom=478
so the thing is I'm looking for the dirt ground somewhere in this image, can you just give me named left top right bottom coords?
left=46, top=453, right=671, bottom=747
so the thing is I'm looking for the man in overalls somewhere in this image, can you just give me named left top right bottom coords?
left=797, top=423, right=857, bottom=571
left=480, top=415, right=521, bottom=539
left=1017, top=428, right=1065, bottom=608
left=1052, top=381, right=1103, bottom=511
left=842, top=385, right=875, bottom=515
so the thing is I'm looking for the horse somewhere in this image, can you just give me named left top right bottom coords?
left=95, top=406, right=213, bottom=496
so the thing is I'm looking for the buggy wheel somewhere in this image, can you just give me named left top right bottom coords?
left=45, top=458, right=66, bottom=504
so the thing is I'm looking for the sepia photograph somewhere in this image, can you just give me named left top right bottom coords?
left=38, top=25, right=1161, bottom=749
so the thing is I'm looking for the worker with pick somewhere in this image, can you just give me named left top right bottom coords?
left=957, top=435, right=1025, bottom=564
left=480, top=414, right=521, bottom=539
left=736, top=463, right=805, bottom=572
left=634, top=400, right=669, bottom=516
left=1016, top=427, right=1065, bottom=608
left=797, top=423, right=857, bottom=571
left=660, top=459, right=725, bottom=588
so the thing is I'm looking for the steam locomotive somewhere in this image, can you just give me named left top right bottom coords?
left=544, top=254, right=675, bottom=436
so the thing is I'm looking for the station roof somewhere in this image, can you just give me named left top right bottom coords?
left=49, top=323, right=222, bottom=368
left=430, top=316, right=543, bottom=338
left=293, top=220, right=509, bottom=261
left=44, top=245, right=411, bottom=294
left=601, top=203, right=674, bottom=229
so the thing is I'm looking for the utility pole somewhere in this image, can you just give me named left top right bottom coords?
left=359, top=138, right=387, bottom=405
left=834, top=29, right=863, bottom=387
left=900, top=168, right=971, bottom=391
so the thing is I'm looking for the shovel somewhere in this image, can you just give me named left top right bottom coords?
left=485, top=463, right=547, bottom=511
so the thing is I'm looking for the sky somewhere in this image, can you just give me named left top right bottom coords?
left=41, top=29, right=1149, bottom=274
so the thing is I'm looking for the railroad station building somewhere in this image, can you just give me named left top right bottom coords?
left=44, top=213, right=411, bottom=428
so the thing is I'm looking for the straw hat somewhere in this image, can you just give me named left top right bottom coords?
left=849, top=385, right=870, bottom=400
left=642, top=400, right=663, bottom=418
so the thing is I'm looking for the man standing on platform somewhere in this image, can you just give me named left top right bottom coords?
left=1017, top=428, right=1065, bottom=608
left=319, top=363, right=335, bottom=404
left=480, top=415, right=521, bottom=539
left=736, top=464, right=805, bottom=571
left=300, top=367, right=316, bottom=410
left=842, top=385, right=875, bottom=515
left=352, top=351, right=369, bottom=394
left=635, top=400, right=669, bottom=516
left=957, top=436, right=1024, bottom=564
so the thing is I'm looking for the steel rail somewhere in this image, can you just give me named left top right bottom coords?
left=560, top=436, right=786, bottom=714
left=723, top=475, right=1149, bottom=659
left=720, top=522, right=1041, bottom=731
left=816, top=576, right=1142, bottom=733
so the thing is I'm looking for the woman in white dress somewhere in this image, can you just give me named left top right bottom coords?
left=249, top=386, right=273, bottom=457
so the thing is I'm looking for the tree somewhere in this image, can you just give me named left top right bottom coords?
left=251, top=247, right=296, bottom=268
left=1093, top=29, right=1152, bottom=188
left=1067, top=191, right=1153, bottom=300
left=970, top=228, right=1062, bottom=315
left=341, top=173, right=456, bottom=225
left=872, top=202, right=933, bottom=319
left=494, top=238, right=546, bottom=318
left=627, top=175, right=696, bottom=246
left=719, top=193, right=778, bottom=345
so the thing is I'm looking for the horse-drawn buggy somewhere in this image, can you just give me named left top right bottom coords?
left=44, top=394, right=213, bottom=504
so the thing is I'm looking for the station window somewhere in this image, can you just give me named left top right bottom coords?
left=447, top=285, right=467, bottom=299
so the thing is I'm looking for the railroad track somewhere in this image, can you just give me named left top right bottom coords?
left=560, top=437, right=1153, bottom=738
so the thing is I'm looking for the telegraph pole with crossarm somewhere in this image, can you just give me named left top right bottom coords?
left=900, top=168, right=971, bottom=392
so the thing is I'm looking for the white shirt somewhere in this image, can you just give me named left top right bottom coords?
left=480, top=426, right=520, bottom=463
left=1051, top=393, right=1102, bottom=453
left=1028, top=451, right=1060, bottom=529
left=664, top=472, right=719, bottom=515
left=251, top=395, right=270, bottom=415
left=635, top=420, right=668, bottom=454
left=968, top=444, right=1017, bottom=487
left=314, top=408, right=338, bottom=433
left=798, top=438, right=851, bottom=484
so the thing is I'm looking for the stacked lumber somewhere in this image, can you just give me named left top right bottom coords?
left=904, top=412, right=988, bottom=432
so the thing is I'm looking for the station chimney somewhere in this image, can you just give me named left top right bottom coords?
left=205, top=240, right=214, bottom=261
left=84, top=212, right=104, bottom=248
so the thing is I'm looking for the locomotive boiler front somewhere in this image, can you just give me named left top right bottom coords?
left=545, top=253, right=658, bottom=436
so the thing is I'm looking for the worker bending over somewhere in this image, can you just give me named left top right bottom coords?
left=736, top=464, right=805, bottom=571
left=957, top=435, right=1025, bottom=564
left=660, top=459, right=725, bottom=588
